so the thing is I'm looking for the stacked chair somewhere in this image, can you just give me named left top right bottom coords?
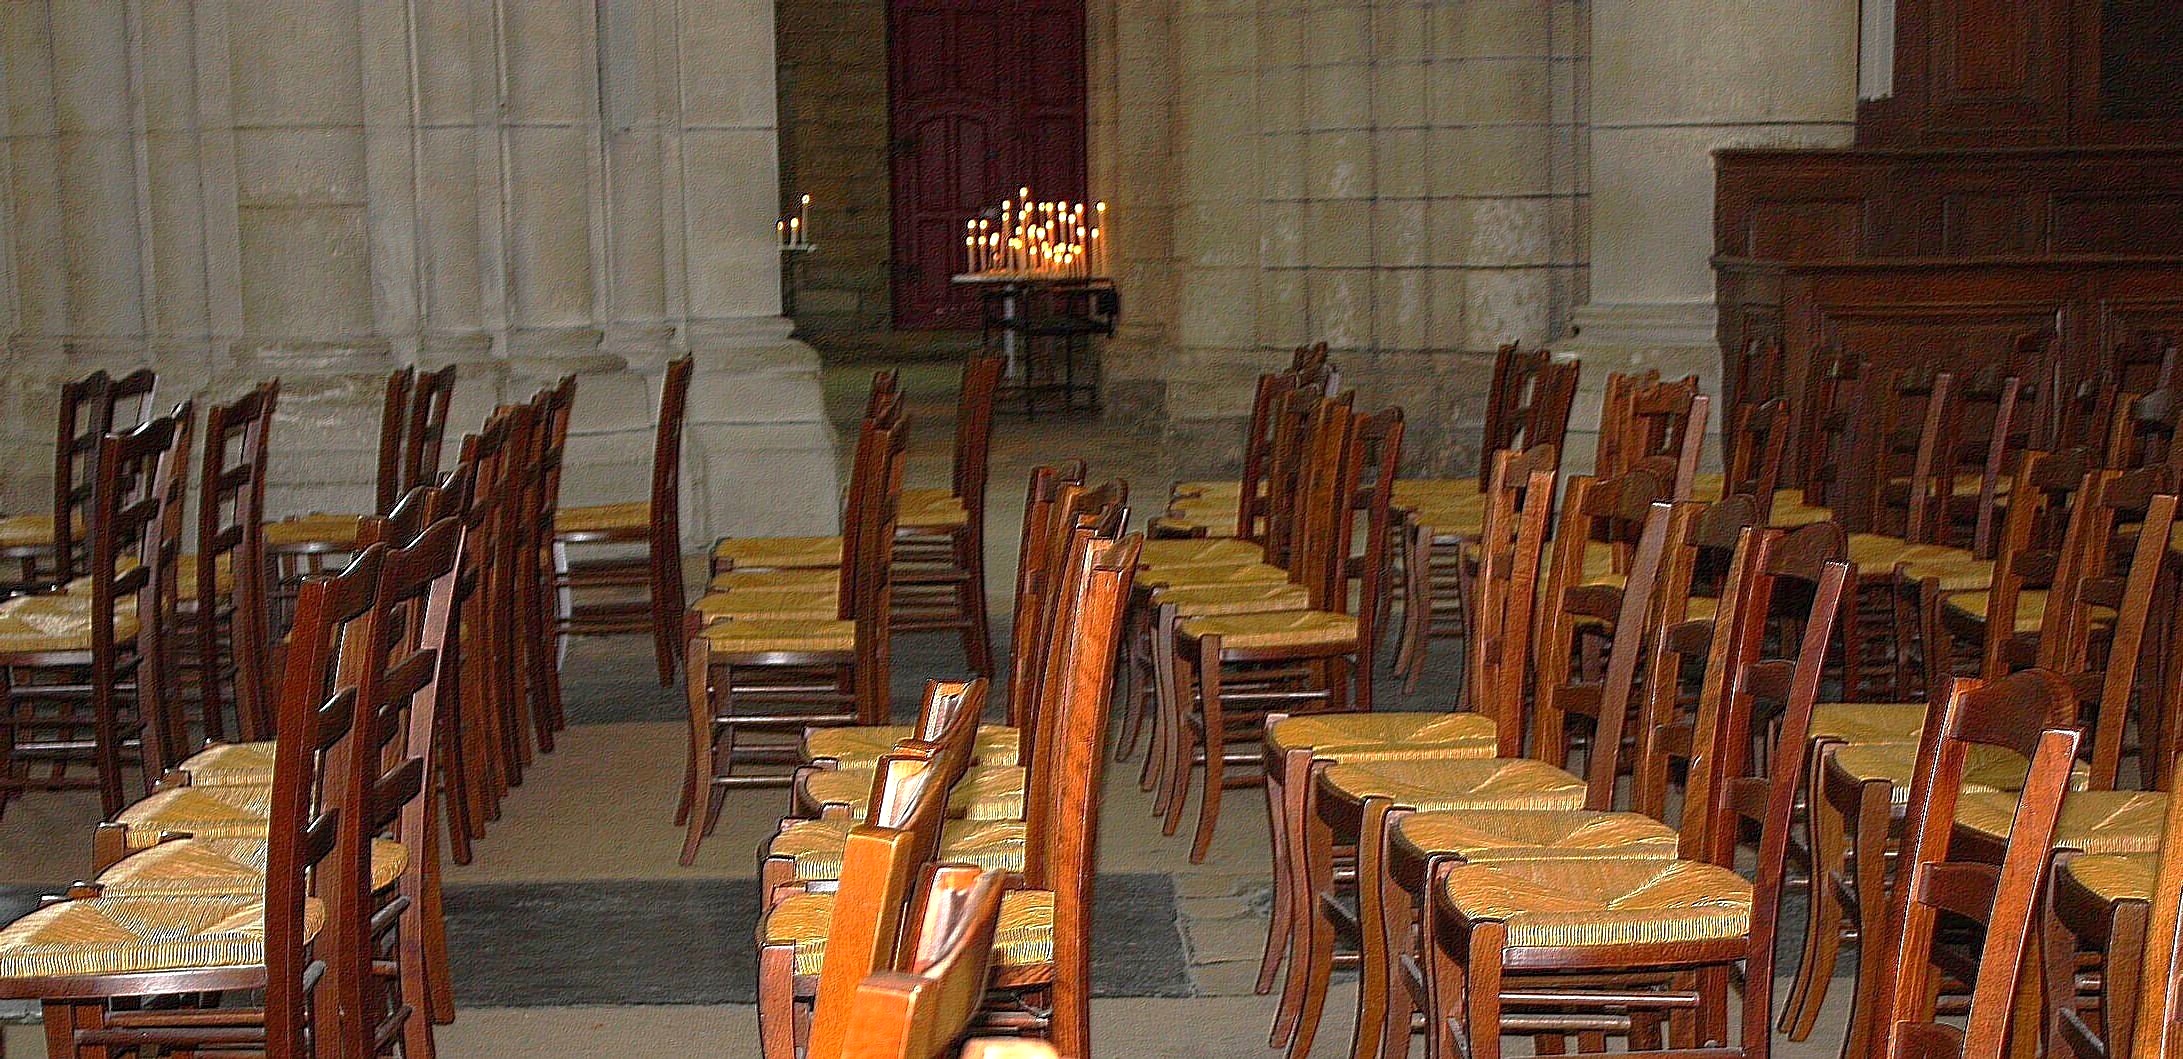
left=752, top=498, right=1142, bottom=1059
left=679, top=375, right=910, bottom=858
left=0, top=368, right=157, bottom=594
left=0, top=488, right=462, bottom=1058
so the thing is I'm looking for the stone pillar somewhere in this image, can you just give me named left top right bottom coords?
left=1561, top=0, right=1858, bottom=470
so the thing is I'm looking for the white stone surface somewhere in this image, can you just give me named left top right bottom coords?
left=0, top=0, right=835, bottom=540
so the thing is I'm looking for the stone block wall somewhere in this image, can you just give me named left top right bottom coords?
left=0, top=0, right=839, bottom=545
left=777, top=0, right=895, bottom=336
left=1093, top=0, right=1593, bottom=475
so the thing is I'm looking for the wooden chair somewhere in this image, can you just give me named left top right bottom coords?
left=1263, top=446, right=1564, bottom=1058
left=707, top=370, right=902, bottom=579
left=1392, top=359, right=1579, bottom=686
left=0, top=406, right=191, bottom=817
left=553, top=355, right=693, bottom=685
left=1862, top=671, right=2084, bottom=1059
left=1417, top=530, right=1852, bottom=1059
left=681, top=398, right=905, bottom=856
left=1694, top=397, right=1795, bottom=521
left=187, top=381, right=279, bottom=746
left=1810, top=508, right=2130, bottom=1059
left=0, top=541, right=380, bottom=1058
left=834, top=867, right=1009, bottom=1059
left=1608, top=374, right=1710, bottom=499
left=517, top=378, right=577, bottom=754
left=0, top=370, right=153, bottom=592
left=891, top=355, right=1004, bottom=675
left=799, top=463, right=1088, bottom=778
left=1162, top=402, right=1399, bottom=861
left=2123, top=746, right=2183, bottom=1059
left=1155, top=368, right=1312, bottom=541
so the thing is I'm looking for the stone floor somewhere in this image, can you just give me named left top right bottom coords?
left=0, top=359, right=1859, bottom=1058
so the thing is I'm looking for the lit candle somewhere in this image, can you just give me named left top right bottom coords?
left=788, top=217, right=800, bottom=246
left=777, top=220, right=787, bottom=248
left=799, top=194, right=812, bottom=244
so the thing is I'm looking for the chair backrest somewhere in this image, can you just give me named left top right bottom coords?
left=1005, top=465, right=1080, bottom=722
left=848, top=406, right=909, bottom=725
left=1974, top=448, right=2094, bottom=679
left=1941, top=368, right=2026, bottom=556
left=1798, top=348, right=1863, bottom=509
left=889, top=679, right=991, bottom=816
left=1868, top=369, right=1956, bottom=540
left=373, top=367, right=418, bottom=514
left=1465, top=446, right=1559, bottom=756
left=327, top=515, right=463, bottom=1055
left=1721, top=398, right=1790, bottom=519
left=1231, top=372, right=1305, bottom=544
left=1871, top=670, right=2082, bottom=1059
left=1018, top=532, right=1139, bottom=1059
left=805, top=751, right=961, bottom=1059
left=1561, top=499, right=1679, bottom=807
left=2111, top=388, right=2181, bottom=472
left=1623, top=376, right=1710, bottom=500
left=2031, top=466, right=2179, bottom=787
left=646, top=357, right=695, bottom=657
left=262, top=544, right=383, bottom=1058
left=198, top=381, right=280, bottom=742
left=49, top=370, right=115, bottom=584
left=2129, top=748, right=2183, bottom=1059
left=1288, top=399, right=1361, bottom=612
left=1530, top=467, right=1668, bottom=761
left=1261, top=387, right=1333, bottom=566
left=93, top=406, right=192, bottom=780
left=1630, top=496, right=1772, bottom=819
left=836, top=867, right=1009, bottom=1059
left=403, top=364, right=459, bottom=499
left=950, top=356, right=1004, bottom=516
left=1347, top=408, right=1405, bottom=659
left=1476, top=343, right=1552, bottom=479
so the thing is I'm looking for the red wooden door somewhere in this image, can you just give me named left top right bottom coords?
left=888, top=0, right=1086, bottom=330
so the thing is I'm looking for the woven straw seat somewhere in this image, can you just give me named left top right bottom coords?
left=0, top=513, right=61, bottom=549
left=111, top=785, right=276, bottom=850
left=800, top=763, right=1026, bottom=820
left=1137, top=561, right=1290, bottom=591
left=1845, top=533, right=1971, bottom=570
left=0, top=893, right=321, bottom=980
left=764, top=888, right=1052, bottom=977
left=769, top=818, right=1026, bottom=882
left=1170, top=480, right=1245, bottom=501
left=709, top=535, right=843, bottom=570
left=1147, top=512, right=1239, bottom=539
left=1809, top=702, right=1929, bottom=745
left=897, top=487, right=969, bottom=529
left=1953, top=789, right=2167, bottom=855
left=700, top=617, right=856, bottom=654
left=707, top=567, right=839, bottom=593
left=1438, top=857, right=1752, bottom=948
left=1177, top=610, right=1358, bottom=650
left=1391, top=478, right=1482, bottom=506
left=1770, top=501, right=1835, bottom=527
left=1829, top=741, right=2088, bottom=807
left=2058, top=853, right=2154, bottom=904
left=1137, top=537, right=1263, bottom=567
left=0, top=594, right=139, bottom=654
left=94, top=836, right=409, bottom=896
left=1897, top=556, right=1995, bottom=592
left=802, top=723, right=1021, bottom=768
left=1409, top=498, right=1492, bottom=536
left=1688, top=473, right=1727, bottom=501
left=262, top=513, right=363, bottom=550
left=1320, top=757, right=1586, bottom=811
left=554, top=500, right=650, bottom=535
left=1151, top=581, right=1313, bottom=617
left=175, top=741, right=279, bottom=786
left=1396, top=809, right=1682, bottom=864
left=691, top=589, right=840, bottom=623
left=1265, top=712, right=1498, bottom=760
left=1942, top=589, right=2112, bottom=634
left=66, top=556, right=231, bottom=598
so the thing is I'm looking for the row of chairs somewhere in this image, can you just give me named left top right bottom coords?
left=732, top=453, right=1140, bottom=1058
left=1140, top=343, right=2183, bottom=1059
left=0, top=402, right=462, bottom=1058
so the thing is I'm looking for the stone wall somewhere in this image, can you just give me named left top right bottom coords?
left=776, top=0, right=894, bottom=336
left=1093, top=0, right=1593, bottom=475
left=0, top=0, right=838, bottom=545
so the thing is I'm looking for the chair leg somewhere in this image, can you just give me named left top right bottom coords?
left=1349, top=799, right=1401, bottom=1059
left=1190, top=636, right=1226, bottom=864
left=1841, top=781, right=1894, bottom=1059
left=680, top=650, right=717, bottom=866
left=956, top=528, right=994, bottom=677
left=1285, top=775, right=1340, bottom=1059
left=1257, top=745, right=1304, bottom=996
left=1459, top=925, right=1507, bottom=1059
left=43, top=998, right=112, bottom=1059
left=420, top=798, right=457, bottom=1028
left=2107, top=902, right=2149, bottom=1059
left=1781, top=743, right=1846, bottom=1038
left=756, top=944, right=799, bottom=1059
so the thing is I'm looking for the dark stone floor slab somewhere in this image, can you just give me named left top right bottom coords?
left=445, top=872, right=1192, bottom=1006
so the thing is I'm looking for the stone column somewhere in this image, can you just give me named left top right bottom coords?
left=1561, top=0, right=1858, bottom=470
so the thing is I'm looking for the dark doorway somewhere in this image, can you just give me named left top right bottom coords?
left=887, top=0, right=1087, bottom=330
